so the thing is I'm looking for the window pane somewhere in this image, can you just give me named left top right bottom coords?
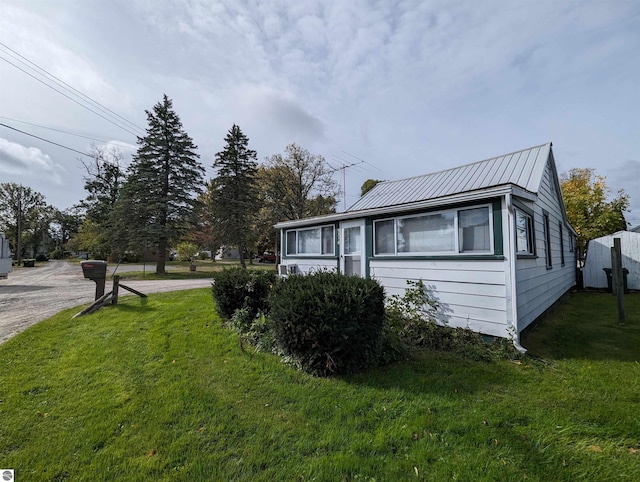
left=286, top=231, right=297, bottom=255
left=459, top=207, right=490, bottom=252
left=397, top=212, right=454, bottom=253
left=298, top=228, right=321, bottom=254
left=544, top=214, right=552, bottom=268
left=321, top=226, right=334, bottom=255
left=344, top=226, right=361, bottom=254
left=515, top=210, right=531, bottom=253
left=374, top=219, right=395, bottom=255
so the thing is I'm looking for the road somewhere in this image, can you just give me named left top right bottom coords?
left=0, top=261, right=212, bottom=344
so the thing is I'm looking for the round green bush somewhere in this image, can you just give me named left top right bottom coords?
left=268, top=271, right=385, bottom=376
left=211, top=268, right=277, bottom=322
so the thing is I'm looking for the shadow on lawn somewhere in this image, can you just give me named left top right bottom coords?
left=520, top=292, right=639, bottom=362
left=344, top=351, right=526, bottom=398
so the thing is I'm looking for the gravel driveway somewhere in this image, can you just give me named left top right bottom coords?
left=0, top=260, right=212, bottom=344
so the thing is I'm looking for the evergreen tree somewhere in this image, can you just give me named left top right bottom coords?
left=120, top=95, right=204, bottom=274
left=210, top=124, right=258, bottom=268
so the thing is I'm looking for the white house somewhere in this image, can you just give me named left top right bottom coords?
left=275, top=143, right=577, bottom=348
left=583, top=230, right=640, bottom=290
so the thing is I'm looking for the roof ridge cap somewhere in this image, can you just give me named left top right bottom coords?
left=374, top=142, right=552, bottom=186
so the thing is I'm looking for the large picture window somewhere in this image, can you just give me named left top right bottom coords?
left=374, top=205, right=492, bottom=256
left=285, top=225, right=335, bottom=256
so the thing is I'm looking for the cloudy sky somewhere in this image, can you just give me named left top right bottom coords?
left=1, top=0, right=639, bottom=225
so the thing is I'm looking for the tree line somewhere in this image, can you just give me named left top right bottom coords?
left=0, top=95, right=338, bottom=272
left=0, top=96, right=631, bottom=270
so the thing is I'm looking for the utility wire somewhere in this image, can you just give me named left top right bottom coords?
left=0, top=42, right=145, bottom=134
left=1, top=54, right=140, bottom=138
left=0, top=116, right=136, bottom=149
left=0, top=123, right=93, bottom=157
left=0, top=54, right=141, bottom=138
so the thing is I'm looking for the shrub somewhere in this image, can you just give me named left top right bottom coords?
left=35, top=253, right=49, bottom=262
left=268, top=271, right=385, bottom=376
left=386, top=280, right=521, bottom=361
left=176, top=241, right=199, bottom=262
left=229, top=308, right=277, bottom=353
left=211, top=268, right=277, bottom=321
left=50, top=246, right=64, bottom=260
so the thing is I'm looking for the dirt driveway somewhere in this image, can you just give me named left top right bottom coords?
left=0, top=261, right=212, bottom=344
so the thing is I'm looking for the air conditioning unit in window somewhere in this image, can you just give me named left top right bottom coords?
left=277, top=264, right=298, bottom=276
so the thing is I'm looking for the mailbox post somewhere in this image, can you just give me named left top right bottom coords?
left=81, top=260, right=108, bottom=300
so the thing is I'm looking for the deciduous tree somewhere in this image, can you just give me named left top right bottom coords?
left=78, top=145, right=126, bottom=259
left=262, top=143, right=339, bottom=221
left=560, top=168, right=629, bottom=262
left=254, top=144, right=338, bottom=255
left=361, top=179, right=383, bottom=196
left=0, top=183, right=47, bottom=263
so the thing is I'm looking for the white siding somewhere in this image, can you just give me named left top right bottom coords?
left=370, top=258, right=510, bottom=337
left=279, top=258, right=338, bottom=275
left=583, top=231, right=640, bottom=290
left=515, top=161, right=576, bottom=331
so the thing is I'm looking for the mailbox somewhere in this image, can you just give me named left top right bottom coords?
left=81, top=260, right=107, bottom=279
left=81, top=260, right=108, bottom=299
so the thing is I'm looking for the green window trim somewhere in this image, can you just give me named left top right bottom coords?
left=371, top=255, right=505, bottom=261
left=372, top=202, right=497, bottom=257
left=283, top=224, right=337, bottom=258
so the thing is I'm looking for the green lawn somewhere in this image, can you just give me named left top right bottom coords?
left=0, top=290, right=638, bottom=481
left=114, top=260, right=276, bottom=280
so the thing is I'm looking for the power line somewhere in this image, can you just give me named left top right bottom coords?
left=0, top=42, right=145, bottom=134
left=0, top=54, right=141, bottom=138
left=0, top=116, right=136, bottom=149
left=0, top=123, right=93, bottom=157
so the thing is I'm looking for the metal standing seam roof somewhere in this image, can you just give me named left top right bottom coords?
left=347, top=143, right=552, bottom=212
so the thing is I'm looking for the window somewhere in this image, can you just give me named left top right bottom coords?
left=569, top=233, right=574, bottom=252
left=374, top=219, right=395, bottom=255
left=459, top=207, right=490, bottom=252
left=543, top=213, right=552, bottom=268
left=373, top=205, right=492, bottom=256
left=286, top=231, right=296, bottom=255
left=397, top=212, right=455, bottom=253
left=515, top=208, right=534, bottom=255
left=559, top=221, right=565, bottom=266
left=285, top=225, right=335, bottom=256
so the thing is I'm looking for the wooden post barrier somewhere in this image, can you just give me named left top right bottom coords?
left=73, top=277, right=147, bottom=318
left=611, top=238, right=625, bottom=325
left=112, top=275, right=120, bottom=305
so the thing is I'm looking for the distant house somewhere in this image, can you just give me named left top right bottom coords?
left=275, top=143, right=577, bottom=347
left=583, top=230, right=640, bottom=290
left=0, top=232, right=12, bottom=279
left=215, top=246, right=240, bottom=260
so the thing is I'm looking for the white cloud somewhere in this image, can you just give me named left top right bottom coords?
left=0, top=138, right=66, bottom=184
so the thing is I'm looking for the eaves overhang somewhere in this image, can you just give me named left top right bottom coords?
left=274, top=184, right=532, bottom=230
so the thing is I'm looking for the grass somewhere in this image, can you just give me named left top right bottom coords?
left=0, top=290, right=639, bottom=481
left=113, top=260, right=277, bottom=280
